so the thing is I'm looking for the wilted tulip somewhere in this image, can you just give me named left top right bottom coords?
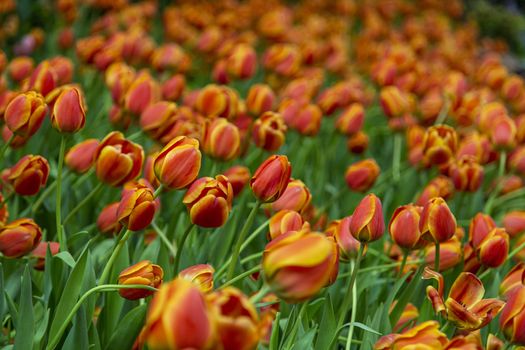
left=31, top=241, right=59, bottom=270
left=350, top=194, right=385, bottom=243
left=476, top=228, right=509, bottom=268
left=270, top=179, right=311, bottom=214
left=142, top=278, right=217, bottom=350
left=336, top=103, right=365, bottom=136
left=0, top=218, right=42, bottom=258
left=499, top=285, right=525, bottom=345
left=250, top=155, right=291, bottom=203
left=252, top=111, right=287, bottom=151
left=268, top=210, right=306, bottom=240
left=345, top=159, right=380, bottom=193
left=7, top=155, right=49, bottom=196
left=419, top=197, right=456, bottom=243
left=202, top=118, right=241, bottom=161
left=423, top=268, right=505, bottom=331
left=500, top=263, right=525, bottom=297
left=503, top=211, right=525, bottom=237
left=389, top=204, right=422, bottom=250
left=246, top=84, right=275, bottom=115
left=154, top=136, right=201, bottom=190
left=262, top=230, right=338, bottom=303
left=118, top=260, right=163, bottom=300
left=97, top=202, right=122, bottom=235
left=94, top=132, right=144, bottom=187
left=375, top=321, right=448, bottom=350
left=117, top=184, right=156, bottom=231
left=65, top=139, right=99, bottom=173
left=448, top=156, right=484, bottom=192
left=4, top=91, right=47, bottom=138
left=325, top=216, right=362, bottom=261
left=183, top=175, right=233, bottom=228
left=421, top=125, right=458, bottom=166
left=223, top=165, right=250, bottom=196
left=179, top=264, right=215, bottom=293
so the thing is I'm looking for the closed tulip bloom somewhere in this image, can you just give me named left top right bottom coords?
left=325, top=216, right=362, bottom=261
left=379, top=86, right=408, bottom=118
left=118, top=260, right=163, bottom=300
left=5, top=91, right=47, bottom=138
left=268, top=210, right=305, bottom=240
left=419, top=197, right=456, bottom=243
left=179, top=264, right=215, bottom=293
left=350, top=194, right=385, bottom=243
left=389, top=204, right=422, bottom=250
left=117, top=184, right=156, bottom=231
left=468, top=213, right=497, bottom=248
left=124, top=72, right=161, bottom=116
left=425, top=236, right=462, bottom=271
left=457, top=132, right=493, bottom=164
left=250, top=155, right=291, bottom=203
left=288, top=103, right=322, bottom=136
left=347, top=131, right=369, bottom=154
left=142, top=278, right=217, bottom=350
left=252, top=111, right=287, bottom=151
left=223, top=165, right=250, bottom=196
left=49, top=56, right=73, bottom=85
left=477, top=228, right=509, bottom=268
left=27, top=60, right=57, bottom=97
left=162, top=74, right=186, bottom=102
left=271, top=179, right=311, bottom=214
left=195, top=84, right=239, bottom=120
left=345, top=159, right=380, bottom=193
left=0, top=218, right=42, bottom=258
left=498, top=175, right=523, bottom=195
left=263, top=44, right=301, bottom=76
left=336, top=103, right=365, bottom=136
left=207, top=287, right=260, bottom=350
left=509, top=146, right=525, bottom=176
left=499, top=285, right=525, bottom=345
left=246, top=84, right=275, bottom=115
left=97, top=202, right=122, bottom=235
left=500, top=263, right=525, bottom=297
left=375, top=321, right=448, bottom=350
left=423, top=268, right=505, bottom=331
left=31, top=241, right=59, bottom=270
left=503, top=211, right=525, bottom=237
left=7, top=155, right=49, bottom=196
left=448, top=156, right=484, bottom=192
left=416, top=176, right=454, bottom=206
left=202, top=118, right=241, bottom=161
left=65, top=139, right=99, bottom=173
left=8, top=56, right=34, bottom=82
left=95, top=131, right=144, bottom=187
left=140, top=101, right=178, bottom=141
left=183, top=175, right=233, bottom=228
left=421, top=125, right=458, bottom=166
left=154, top=136, right=201, bottom=190
left=262, top=230, right=338, bottom=303
left=226, top=43, right=257, bottom=80
left=105, top=62, right=135, bottom=104
left=491, top=116, right=516, bottom=149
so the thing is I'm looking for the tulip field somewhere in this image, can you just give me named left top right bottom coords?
left=3, top=0, right=525, bottom=349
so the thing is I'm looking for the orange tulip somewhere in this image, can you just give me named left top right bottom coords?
left=448, top=155, right=484, bottom=192
left=416, top=176, right=454, bottom=206
left=391, top=303, right=419, bottom=332
left=223, top=165, right=250, bottom=197
left=250, top=155, right=291, bottom=203
left=503, top=211, right=525, bottom=238
left=0, top=193, right=8, bottom=227
left=499, top=285, right=525, bottom=345
left=263, top=44, right=301, bottom=77
left=425, top=236, right=462, bottom=271
left=347, top=131, right=369, bottom=154
left=476, top=228, right=509, bottom=268
left=389, top=204, right=423, bottom=250
left=336, top=103, right=365, bottom=136
left=268, top=210, right=306, bottom=241
left=117, top=183, right=156, bottom=231
left=7, top=155, right=49, bottom=196
left=0, top=218, right=42, bottom=258
left=419, top=197, right=456, bottom=243
left=118, top=260, right=163, bottom=300
left=345, top=159, right=380, bottom=193
left=349, top=194, right=385, bottom=243
left=246, top=84, right=275, bottom=115
left=490, top=116, right=516, bottom=149
left=4, top=91, right=47, bottom=138
left=124, top=72, right=161, bottom=116
left=226, top=43, right=257, bottom=80
left=65, top=139, right=99, bottom=174
left=202, top=118, right=241, bottom=161
left=97, top=202, right=122, bottom=235
left=179, top=264, right=215, bottom=293
left=375, top=321, right=448, bottom=350
left=195, top=84, right=239, bottom=120
left=469, top=213, right=497, bottom=248
left=270, top=179, right=311, bottom=214
left=139, top=101, right=178, bottom=141
left=421, top=125, right=458, bottom=166
left=8, top=56, right=34, bottom=82
left=161, top=74, right=186, bottom=102
left=325, top=216, right=362, bottom=261
left=31, top=241, right=59, bottom=270
left=252, top=111, right=287, bottom=151
left=27, top=60, right=57, bottom=97
left=379, top=86, right=409, bottom=118
left=500, top=263, right=525, bottom=297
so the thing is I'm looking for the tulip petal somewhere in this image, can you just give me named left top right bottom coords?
left=448, top=272, right=484, bottom=307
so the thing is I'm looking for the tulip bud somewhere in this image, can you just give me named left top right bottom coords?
left=246, top=84, right=275, bottom=115
left=4, top=91, right=47, bottom=138
left=226, top=43, right=257, bottom=80
left=139, top=101, right=178, bottom=141
left=425, top=236, right=462, bottom=271
left=499, top=285, right=525, bottom=345
left=416, top=176, right=454, bottom=206
left=379, top=86, right=408, bottom=118
left=347, top=131, right=369, bottom=154
left=202, top=118, right=241, bottom=161
left=500, top=263, right=525, bottom=297
left=336, top=103, right=365, bottom=136
left=262, top=230, right=338, bottom=303
left=263, top=44, right=301, bottom=76
left=7, top=155, right=49, bottom=196
left=509, top=145, right=525, bottom=176
left=469, top=213, right=497, bottom=249
left=389, top=204, right=423, bottom=250
left=457, top=132, right=493, bottom=165
left=8, top=56, right=34, bottom=82
left=124, top=72, right=161, bottom=116
left=105, top=62, right=135, bottom=104
left=161, top=74, right=186, bottom=102
left=179, top=264, right=215, bottom=293
left=345, top=159, right=380, bottom=193
left=154, top=136, right=201, bottom=190
left=349, top=194, right=385, bottom=242
left=270, top=179, right=311, bottom=214
left=419, top=197, right=456, bottom=243
left=97, top=202, right=122, bottom=235
left=27, top=60, right=57, bottom=97
left=117, top=184, right=156, bottom=231
left=223, top=165, right=250, bottom=197
left=250, top=155, right=292, bottom=203
left=195, top=84, right=239, bottom=120
left=421, top=125, right=458, bottom=166
left=49, top=56, right=73, bottom=85
left=448, top=155, right=484, bottom=192
left=118, top=260, right=163, bottom=300
left=252, top=111, right=287, bottom=151
left=142, top=278, right=217, bottom=350
left=31, top=241, right=59, bottom=270
left=65, top=139, right=99, bottom=174
left=95, top=132, right=144, bottom=187
left=503, top=211, right=525, bottom=238
left=491, top=116, right=516, bottom=149
left=0, top=218, right=42, bottom=258
left=325, top=216, right=362, bottom=261
left=477, top=228, right=509, bottom=268
left=268, top=210, right=306, bottom=240
left=183, top=175, right=233, bottom=228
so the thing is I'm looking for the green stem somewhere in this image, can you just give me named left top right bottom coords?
left=220, top=265, right=260, bottom=289
left=398, top=251, right=408, bottom=278
left=45, top=284, right=158, bottom=350
left=62, top=182, right=103, bottom=225
left=99, top=228, right=132, bottom=285
left=56, top=136, right=67, bottom=251
left=484, top=151, right=507, bottom=215
left=434, top=242, right=440, bottom=272
left=151, top=222, right=177, bottom=258
left=250, top=284, right=270, bottom=304
left=173, top=222, right=194, bottom=274
left=345, top=262, right=358, bottom=350
left=337, top=244, right=364, bottom=328
left=153, top=184, right=164, bottom=199
left=72, top=167, right=94, bottom=187
left=392, top=133, right=402, bottom=183
left=226, top=200, right=261, bottom=280
left=0, top=134, right=14, bottom=164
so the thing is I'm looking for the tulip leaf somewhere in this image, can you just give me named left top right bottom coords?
left=104, top=304, right=148, bottom=350
left=314, top=294, right=336, bottom=350
left=389, top=267, right=424, bottom=327
left=360, top=304, right=385, bottom=350
left=348, top=322, right=382, bottom=336
left=34, top=308, right=50, bottom=349
left=14, top=266, right=34, bottom=350
left=292, top=326, right=317, bottom=350
left=62, top=305, right=89, bottom=350
left=5, top=291, right=18, bottom=329
left=54, top=251, right=76, bottom=268
left=48, top=250, right=89, bottom=346
left=269, top=311, right=281, bottom=350
left=380, top=272, right=411, bottom=334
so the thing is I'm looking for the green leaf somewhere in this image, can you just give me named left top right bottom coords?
left=314, top=294, right=336, bottom=350
left=269, top=311, right=281, bottom=350
left=104, top=304, right=148, bottom=350
left=14, top=266, right=34, bottom=350
left=47, top=250, right=89, bottom=346
left=292, top=326, right=317, bottom=350
left=379, top=273, right=411, bottom=334
left=53, top=251, right=76, bottom=268
left=389, top=267, right=424, bottom=327
left=62, top=305, right=89, bottom=350
left=34, top=307, right=50, bottom=349
left=361, top=304, right=384, bottom=350
left=5, top=291, right=18, bottom=328
left=349, top=322, right=382, bottom=336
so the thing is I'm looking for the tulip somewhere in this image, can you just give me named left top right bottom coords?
left=117, top=184, right=156, bottom=231
left=7, top=155, right=49, bottom=196
left=325, top=216, right=362, bottom=261
left=211, top=62, right=228, bottom=85
left=49, top=56, right=73, bottom=85
left=500, top=263, right=525, bottom=297
left=349, top=194, right=385, bottom=243
left=97, top=202, right=122, bottom=235
left=202, top=118, right=241, bottom=161
left=223, top=165, right=250, bottom=196
left=270, top=179, right=311, bottom=214
left=509, top=146, right=525, bottom=176
left=94, top=131, right=144, bottom=187
left=0, top=218, right=42, bottom=258
left=179, top=264, right=215, bottom=293
left=457, top=132, right=493, bottom=165
left=263, top=44, right=301, bottom=76
left=423, top=268, right=505, bottom=331
left=207, top=287, right=260, bottom=350
left=379, top=86, right=408, bottom=118
left=345, top=159, right=380, bottom=193
left=448, top=155, right=484, bottom=192
left=4, top=91, right=47, bottom=138
left=503, top=211, right=525, bottom=237
left=142, top=278, right=216, bottom=350
left=250, top=155, right=291, bottom=203
left=425, top=236, right=462, bottom=271
left=347, top=131, right=369, bottom=154
left=246, top=84, right=275, bottom=115
left=469, top=213, right=497, bottom=248
left=416, top=176, right=454, bottom=206
left=262, top=230, right=338, bottom=303
left=421, top=125, right=458, bottom=166
left=150, top=44, right=190, bottom=73
left=154, top=136, right=201, bottom=190
left=499, top=285, right=525, bottom=345
left=105, top=62, right=135, bottom=104
left=391, top=303, right=419, bottom=332
left=31, top=241, right=59, bottom=270
left=0, top=193, right=8, bottom=227
left=389, top=204, right=422, bottom=250
left=139, top=101, right=177, bottom=141
left=336, top=103, right=365, bottom=136
left=183, top=175, right=233, bottom=228
left=490, top=116, right=516, bottom=149
left=161, top=74, right=186, bottom=102
left=8, top=56, right=34, bottom=82
left=124, top=72, right=161, bottom=116
left=419, top=197, right=456, bottom=243
left=476, top=228, right=509, bottom=268
left=288, top=103, right=322, bottom=136
left=195, top=84, right=239, bottom=120
left=268, top=210, right=306, bottom=240
left=252, top=111, right=287, bottom=151
left=65, top=139, right=99, bottom=174
left=118, top=260, right=163, bottom=300
left=226, top=43, right=257, bottom=80
left=27, top=60, right=57, bottom=97
left=498, top=175, right=523, bottom=195
left=374, top=321, right=448, bottom=350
